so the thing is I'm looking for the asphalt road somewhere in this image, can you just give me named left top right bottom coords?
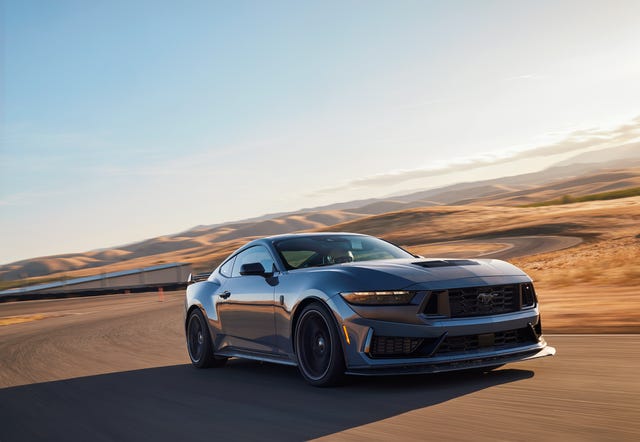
left=0, top=291, right=638, bottom=441
left=477, top=235, right=583, bottom=259
left=423, top=235, right=583, bottom=260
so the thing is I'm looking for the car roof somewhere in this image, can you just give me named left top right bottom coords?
left=261, top=232, right=368, bottom=242
left=239, top=232, right=369, bottom=250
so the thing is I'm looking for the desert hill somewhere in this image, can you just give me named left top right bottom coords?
left=450, top=169, right=640, bottom=206
left=0, top=209, right=364, bottom=282
left=1, top=155, right=639, bottom=287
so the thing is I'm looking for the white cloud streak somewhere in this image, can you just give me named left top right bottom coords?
left=308, top=115, right=640, bottom=197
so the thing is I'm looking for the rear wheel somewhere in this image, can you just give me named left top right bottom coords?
left=186, top=309, right=227, bottom=368
left=295, top=303, right=345, bottom=387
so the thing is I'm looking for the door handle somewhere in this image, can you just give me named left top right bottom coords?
left=219, top=291, right=231, bottom=299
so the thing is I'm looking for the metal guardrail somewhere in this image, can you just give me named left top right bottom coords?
left=0, top=283, right=189, bottom=303
left=0, top=262, right=194, bottom=303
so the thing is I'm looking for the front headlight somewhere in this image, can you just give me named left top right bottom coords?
left=340, top=290, right=416, bottom=305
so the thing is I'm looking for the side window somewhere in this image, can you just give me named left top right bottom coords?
left=219, top=256, right=235, bottom=277
left=231, top=246, right=275, bottom=277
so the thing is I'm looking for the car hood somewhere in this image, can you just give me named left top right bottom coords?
left=303, top=258, right=530, bottom=292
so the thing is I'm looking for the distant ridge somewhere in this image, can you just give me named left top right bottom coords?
left=1, top=143, right=639, bottom=284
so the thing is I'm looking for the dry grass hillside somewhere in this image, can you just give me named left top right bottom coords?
left=2, top=166, right=639, bottom=333
left=449, top=169, right=640, bottom=206
left=0, top=210, right=364, bottom=283
left=325, top=197, right=637, bottom=246
left=3, top=166, right=637, bottom=283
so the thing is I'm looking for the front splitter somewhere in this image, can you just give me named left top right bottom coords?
left=345, top=345, right=556, bottom=376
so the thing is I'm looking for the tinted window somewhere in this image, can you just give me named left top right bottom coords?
left=231, top=245, right=275, bottom=277
left=275, top=235, right=413, bottom=270
left=219, top=256, right=235, bottom=277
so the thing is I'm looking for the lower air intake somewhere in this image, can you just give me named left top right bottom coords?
left=369, top=336, right=423, bottom=358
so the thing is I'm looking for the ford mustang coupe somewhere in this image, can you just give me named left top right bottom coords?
left=185, top=233, right=555, bottom=386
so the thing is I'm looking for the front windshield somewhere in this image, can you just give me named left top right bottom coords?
left=274, top=235, right=414, bottom=270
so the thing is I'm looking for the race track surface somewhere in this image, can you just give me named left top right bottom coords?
left=476, top=235, right=583, bottom=259
left=0, top=292, right=638, bottom=441
left=425, top=235, right=583, bottom=260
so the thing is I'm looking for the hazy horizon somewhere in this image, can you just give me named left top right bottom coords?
left=2, top=0, right=640, bottom=263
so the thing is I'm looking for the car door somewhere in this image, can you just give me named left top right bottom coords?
left=216, top=245, right=277, bottom=353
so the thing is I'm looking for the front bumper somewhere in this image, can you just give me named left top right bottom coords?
left=326, top=295, right=555, bottom=375
left=346, top=342, right=555, bottom=375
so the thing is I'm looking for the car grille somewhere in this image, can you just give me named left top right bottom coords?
left=435, top=328, right=535, bottom=355
left=369, top=336, right=424, bottom=358
left=447, top=284, right=518, bottom=318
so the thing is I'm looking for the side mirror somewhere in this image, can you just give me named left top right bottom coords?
left=240, top=262, right=270, bottom=277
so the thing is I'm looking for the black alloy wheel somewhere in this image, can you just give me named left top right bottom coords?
left=295, top=302, right=345, bottom=387
left=186, top=309, right=227, bottom=368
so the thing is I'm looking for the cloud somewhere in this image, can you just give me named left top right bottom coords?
left=505, top=73, right=549, bottom=81
left=308, top=115, right=640, bottom=197
left=0, top=190, right=66, bottom=207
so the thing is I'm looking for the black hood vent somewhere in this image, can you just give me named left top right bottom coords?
left=413, top=259, right=479, bottom=268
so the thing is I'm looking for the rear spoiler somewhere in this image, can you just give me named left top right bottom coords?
left=187, top=272, right=211, bottom=285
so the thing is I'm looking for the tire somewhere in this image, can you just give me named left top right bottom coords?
left=186, top=309, right=227, bottom=368
left=294, top=302, right=346, bottom=387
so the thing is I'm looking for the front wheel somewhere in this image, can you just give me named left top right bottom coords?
left=294, top=303, right=346, bottom=387
left=186, top=309, right=227, bottom=368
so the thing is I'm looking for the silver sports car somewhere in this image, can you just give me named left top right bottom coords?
left=185, top=232, right=555, bottom=386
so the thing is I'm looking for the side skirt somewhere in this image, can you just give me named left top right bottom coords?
left=215, top=347, right=298, bottom=367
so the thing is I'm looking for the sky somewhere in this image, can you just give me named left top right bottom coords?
left=1, top=0, right=640, bottom=264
